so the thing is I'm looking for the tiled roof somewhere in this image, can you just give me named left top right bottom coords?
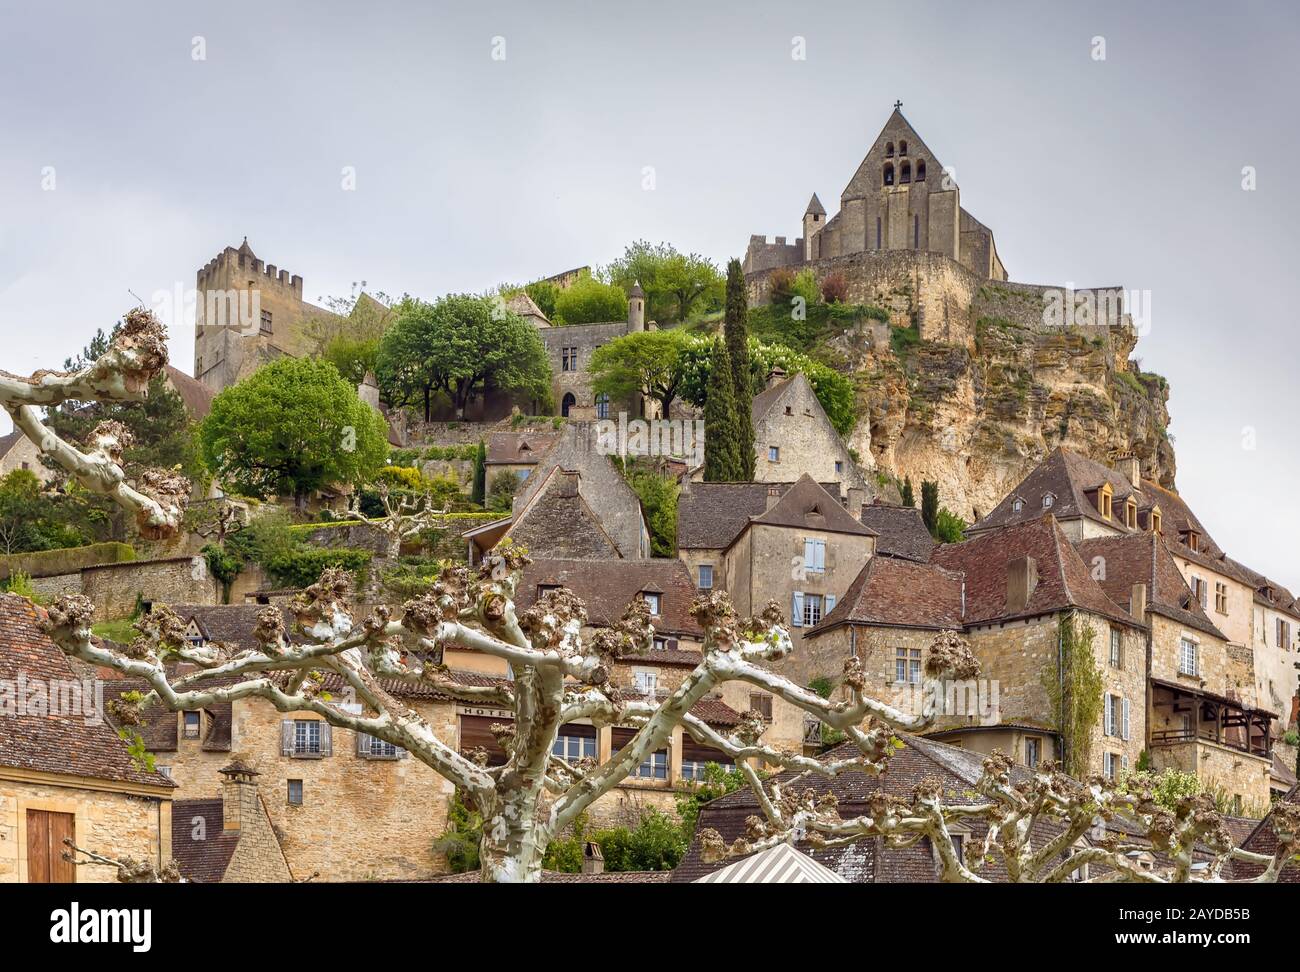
left=1230, top=784, right=1299, bottom=882
left=507, top=466, right=623, bottom=560
left=811, top=556, right=965, bottom=633
left=1222, top=557, right=1300, bottom=622
left=859, top=503, right=934, bottom=563
left=171, top=798, right=239, bottom=882
left=678, top=476, right=865, bottom=551
left=971, top=449, right=1146, bottom=534
left=1075, top=533, right=1226, bottom=641
left=932, top=516, right=1140, bottom=628
left=751, top=474, right=874, bottom=538
left=518, top=558, right=704, bottom=638
left=1272, top=752, right=1298, bottom=790
left=164, top=366, right=216, bottom=420
left=484, top=431, right=558, bottom=466
left=170, top=604, right=299, bottom=649
left=0, top=594, right=173, bottom=788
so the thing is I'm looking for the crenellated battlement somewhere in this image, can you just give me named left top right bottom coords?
left=197, top=239, right=303, bottom=299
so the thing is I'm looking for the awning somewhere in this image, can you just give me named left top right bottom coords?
left=694, top=842, right=847, bottom=884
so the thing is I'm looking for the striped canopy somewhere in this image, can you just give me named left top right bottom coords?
left=694, top=842, right=847, bottom=884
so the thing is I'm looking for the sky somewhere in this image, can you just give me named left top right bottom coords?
left=0, top=0, right=1297, bottom=585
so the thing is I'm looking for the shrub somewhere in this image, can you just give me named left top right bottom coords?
left=263, top=547, right=372, bottom=589
left=820, top=272, right=849, bottom=304
left=767, top=267, right=796, bottom=306
left=376, top=465, right=425, bottom=491
left=934, top=508, right=966, bottom=544
left=791, top=269, right=820, bottom=308
left=487, top=471, right=521, bottom=513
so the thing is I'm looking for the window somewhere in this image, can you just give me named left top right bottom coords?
left=834, top=460, right=844, bottom=476
left=803, top=538, right=826, bottom=574
left=682, top=759, right=732, bottom=781
left=1215, top=583, right=1228, bottom=615
left=1151, top=509, right=1162, bottom=534
left=1024, top=737, right=1041, bottom=769
left=357, top=733, right=402, bottom=759
left=885, top=141, right=895, bottom=157
left=1277, top=618, right=1292, bottom=650
left=901, top=162, right=912, bottom=184
left=561, top=392, right=575, bottom=417
left=260, top=309, right=273, bottom=334
left=895, top=647, right=922, bottom=684
left=561, top=347, right=578, bottom=371
left=915, top=160, right=926, bottom=182
left=1012, top=498, right=1024, bottom=512
left=640, top=592, right=662, bottom=615
left=749, top=692, right=774, bottom=721
left=1042, top=493, right=1055, bottom=509
left=287, top=780, right=304, bottom=805
left=1184, top=530, right=1200, bottom=552
left=1109, top=628, right=1123, bottom=668
left=1179, top=638, right=1199, bottom=677
left=595, top=393, right=610, bottom=419
left=898, top=140, right=908, bottom=155
left=1103, top=753, right=1120, bottom=781
left=183, top=711, right=201, bottom=739
left=285, top=718, right=331, bottom=758
left=633, top=671, right=658, bottom=696
left=1098, top=484, right=1113, bottom=519
left=698, top=564, right=713, bottom=590
left=632, top=750, right=669, bottom=780
left=552, top=733, right=596, bottom=763
left=1125, top=499, right=1138, bottom=530
left=883, top=163, right=895, bottom=186
left=1103, top=694, right=1129, bottom=739
left=768, top=446, right=780, bottom=462
left=802, top=593, right=824, bottom=627
left=1191, top=577, right=1208, bottom=609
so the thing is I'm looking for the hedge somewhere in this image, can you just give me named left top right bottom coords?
left=0, top=542, right=137, bottom=580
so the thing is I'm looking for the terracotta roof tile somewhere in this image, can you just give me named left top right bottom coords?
left=171, top=798, right=239, bottom=882
left=518, top=558, right=704, bottom=638
left=484, top=431, right=558, bottom=466
left=811, top=557, right=965, bottom=633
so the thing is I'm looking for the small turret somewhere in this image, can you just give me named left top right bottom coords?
left=628, top=280, right=646, bottom=331
left=803, top=194, right=826, bottom=262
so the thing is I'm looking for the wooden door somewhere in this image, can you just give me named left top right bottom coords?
left=26, top=810, right=77, bottom=883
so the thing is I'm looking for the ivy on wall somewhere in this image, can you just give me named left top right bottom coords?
left=1041, top=611, right=1105, bottom=779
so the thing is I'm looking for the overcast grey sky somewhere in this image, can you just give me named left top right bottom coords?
left=1, top=0, right=1297, bottom=585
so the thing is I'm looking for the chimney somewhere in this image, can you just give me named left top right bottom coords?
left=1006, top=556, right=1039, bottom=614
left=582, top=841, right=605, bottom=875
left=765, top=366, right=788, bottom=390
left=1115, top=451, right=1141, bottom=489
left=847, top=486, right=865, bottom=520
left=765, top=485, right=781, bottom=511
left=627, top=281, right=646, bottom=332
left=1130, top=582, right=1148, bottom=621
left=219, top=759, right=261, bottom=833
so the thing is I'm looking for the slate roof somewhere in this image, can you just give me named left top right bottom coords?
left=811, top=556, right=965, bottom=633
left=752, top=474, right=874, bottom=537
left=0, top=594, right=173, bottom=789
left=169, top=604, right=298, bottom=648
left=171, top=798, right=240, bottom=882
left=1223, top=557, right=1300, bottom=622
left=1075, top=533, right=1227, bottom=641
left=859, top=502, right=935, bottom=562
left=931, top=516, right=1140, bottom=629
left=506, top=467, right=623, bottom=560
left=677, top=475, right=867, bottom=551
left=484, top=431, right=558, bottom=467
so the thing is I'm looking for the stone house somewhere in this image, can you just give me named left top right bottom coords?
left=858, top=501, right=934, bottom=563
left=676, top=474, right=875, bottom=672
left=171, top=760, right=293, bottom=882
left=749, top=368, right=869, bottom=493
left=1224, top=558, right=1300, bottom=736
left=483, top=430, right=559, bottom=485
left=1078, top=533, right=1274, bottom=810
left=0, top=594, right=175, bottom=883
left=539, top=282, right=648, bottom=419
left=0, top=428, right=51, bottom=485
left=805, top=516, right=1147, bottom=778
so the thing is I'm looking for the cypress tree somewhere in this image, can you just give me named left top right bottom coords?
left=724, top=258, right=755, bottom=481
left=900, top=476, right=915, bottom=508
left=471, top=439, right=487, bottom=507
left=921, top=480, right=940, bottom=536
left=703, top=337, right=743, bottom=482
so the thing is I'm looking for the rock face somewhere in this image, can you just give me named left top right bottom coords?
left=746, top=253, right=1175, bottom=522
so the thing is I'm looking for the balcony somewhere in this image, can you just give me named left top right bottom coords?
left=1150, top=679, right=1274, bottom=759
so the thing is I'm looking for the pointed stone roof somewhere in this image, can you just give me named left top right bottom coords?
left=628, top=280, right=645, bottom=298
left=236, top=236, right=255, bottom=257
left=805, top=193, right=826, bottom=216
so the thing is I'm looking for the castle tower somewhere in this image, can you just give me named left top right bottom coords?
left=627, top=280, right=646, bottom=332
left=803, top=193, right=826, bottom=261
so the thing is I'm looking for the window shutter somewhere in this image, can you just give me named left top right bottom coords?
left=1103, top=695, right=1112, bottom=737
left=321, top=722, right=333, bottom=757
left=1121, top=754, right=1129, bottom=773
left=792, top=592, right=805, bottom=627
left=356, top=731, right=369, bottom=757
left=1122, top=698, right=1130, bottom=741
left=281, top=720, right=294, bottom=756
left=825, top=593, right=837, bottom=615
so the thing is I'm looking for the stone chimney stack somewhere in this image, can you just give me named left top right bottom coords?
left=357, top=371, right=381, bottom=412
left=1130, top=582, right=1148, bottom=621
left=628, top=281, right=646, bottom=332
left=582, top=841, right=605, bottom=875
left=765, top=486, right=781, bottom=511
left=847, top=486, right=866, bottom=520
left=1115, top=451, right=1141, bottom=489
left=1006, top=556, right=1039, bottom=614
left=765, top=366, right=788, bottom=391
left=219, top=759, right=261, bottom=833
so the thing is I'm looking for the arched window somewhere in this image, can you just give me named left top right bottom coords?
left=883, top=163, right=894, bottom=186
left=898, top=140, right=908, bottom=156
left=916, top=160, right=926, bottom=182
left=885, top=141, right=895, bottom=157
left=595, top=393, right=610, bottom=419
left=561, top=392, right=576, bottom=417
left=900, top=162, right=911, bottom=184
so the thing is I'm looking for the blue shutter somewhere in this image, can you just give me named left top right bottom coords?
left=792, top=592, right=805, bottom=627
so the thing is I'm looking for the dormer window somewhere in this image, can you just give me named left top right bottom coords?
left=1124, top=498, right=1138, bottom=530
left=1150, top=507, right=1162, bottom=535
left=536, top=584, right=561, bottom=600
left=641, top=592, right=662, bottom=616
left=1012, top=497, right=1024, bottom=513
left=183, top=711, right=201, bottom=739
left=1181, top=529, right=1200, bottom=552
left=1098, top=483, right=1113, bottom=519
left=1042, top=493, right=1055, bottom=509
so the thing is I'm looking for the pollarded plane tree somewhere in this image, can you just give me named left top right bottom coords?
left=16, top=315, right=1299, bottom=883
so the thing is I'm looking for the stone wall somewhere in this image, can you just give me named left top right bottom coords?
left=82, top=557, right=220, bottom=619
left=754, top=374, right=870, bottom=487
left=1148, top=740, right=1272, bottom=812
left=1151, top=614, right=1243, bottom=702
left=0, top=779, right=171, bottom=883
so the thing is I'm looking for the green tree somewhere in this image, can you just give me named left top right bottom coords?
left=606, top=240, right=724, bottom=324
left=523, top=279, right=560, bottom=320
left=322, top=334, right=380, bottom=385
left=921, top=480, right=940, bottom=535
left=724, top=258, right=755, bottom=480
left=551, top=273, right=628, bottom=325
left=471, top=440, right=487, bottom=507
left=376, top=295, right=551, bottom=420
left=901, top=477, right=915, bottom=508
left=487, top=470, right=521, bottom=513
left=622, top=463, right=679, bottom=556
left=703, top=338, right=743, bottom=482
left=198, top=358, right=389, bottom=507
left=934, top=508, right=966, bottom=543
left=589, top=329, right=692, bottom=417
